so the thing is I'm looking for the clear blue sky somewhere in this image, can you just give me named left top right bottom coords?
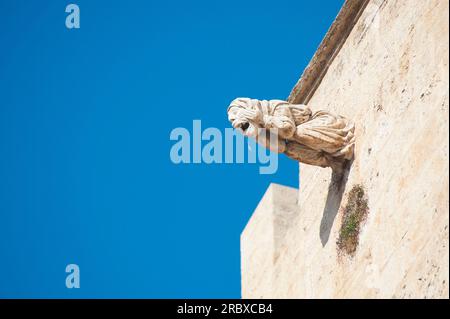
left=0, top=0, right=343, bottom=298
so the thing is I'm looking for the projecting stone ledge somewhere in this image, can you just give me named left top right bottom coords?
left=240, top=183, right=299, bottom=299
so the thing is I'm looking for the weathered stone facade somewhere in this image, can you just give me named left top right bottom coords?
left=241, top=0, right=449, bottom=298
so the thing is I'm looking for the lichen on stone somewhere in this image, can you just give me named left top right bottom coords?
left=337, top=184, right=369, bottom=256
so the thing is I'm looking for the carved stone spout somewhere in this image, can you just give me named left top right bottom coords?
left=227, top=98, right=355, bottom=170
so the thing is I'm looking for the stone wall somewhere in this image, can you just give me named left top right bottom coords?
left=241, top=0, right=449, bottom=298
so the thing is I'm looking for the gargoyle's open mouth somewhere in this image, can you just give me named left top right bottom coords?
left=241, top=122, right=250, bottom=131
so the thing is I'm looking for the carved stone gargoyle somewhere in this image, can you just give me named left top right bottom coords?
left=227, top=98, right=355, bottom=170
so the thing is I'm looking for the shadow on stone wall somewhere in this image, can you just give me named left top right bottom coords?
left=319, top=160, right=352, bottom=246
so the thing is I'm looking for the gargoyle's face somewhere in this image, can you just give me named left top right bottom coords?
left=227, top=107, right=259, bottom=138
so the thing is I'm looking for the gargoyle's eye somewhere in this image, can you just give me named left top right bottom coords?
left=241, top=122, right=250, bottom=131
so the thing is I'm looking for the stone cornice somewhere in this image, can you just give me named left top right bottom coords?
left=288, top=0, right=370, bottom=104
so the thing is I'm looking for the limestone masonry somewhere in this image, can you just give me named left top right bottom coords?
left=241, top=0, right=449, bottom=298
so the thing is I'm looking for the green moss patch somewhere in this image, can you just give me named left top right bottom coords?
left=337, top=184, right=369, bottom=256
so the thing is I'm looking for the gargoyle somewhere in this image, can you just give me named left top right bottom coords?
left=227, top=98, right=355, bottom=170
